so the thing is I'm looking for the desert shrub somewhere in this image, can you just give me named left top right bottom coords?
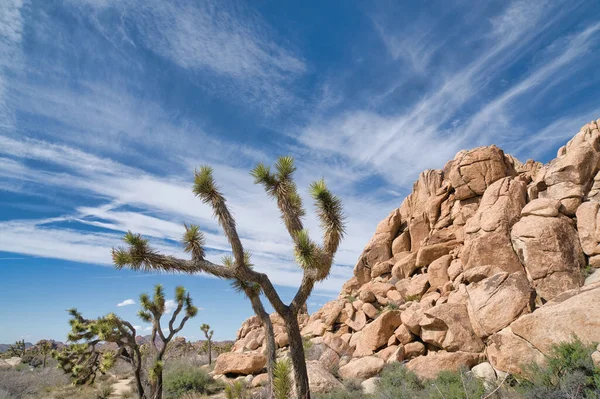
left=95, top=382, right=113, bottom=399
left=273, top=359, right=292, bottom=399
left=315, top=388, right=367, bottom=399
left=0, top=367, right=69, bottom=398
left=0, top=388, right=13, bottom=399
left=163, top=362, right=219, bottom=398
left=376, top=362, right=424, bottom=398
left=518, top=336, right=600, bottom=399
left=425, top=370, right=485, bottom=399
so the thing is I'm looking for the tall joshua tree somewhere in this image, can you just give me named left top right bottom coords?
left=200, top=324, right=214, bottom=365
left=138, top=285, right=198, bottom=399
left=113, top=157, right=346, bottom=399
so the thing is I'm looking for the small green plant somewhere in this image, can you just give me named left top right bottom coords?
left=273, top=359, right=292, bottom=399
left=583, top=265, right=595, bottom=279
left=95, top=383, right=113, bottom=399
left=404, top=294, right=422, bottom=302
left=346, top=295, right=357, bottom=303
left=377, top=362, right=424, bottom=398
left=302, top=337, right=314, bottom=353
left=224, top=380, right=248, bottom=399
left=386, top=303, right=399, bottom=311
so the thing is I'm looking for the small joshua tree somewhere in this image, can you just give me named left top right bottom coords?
left=138, top=285, right=198, bottom=399
left=200, top=324, right=214, bottom=365
left=36, top=339, right=53, bottom=368
left=113, top=157, right=346, bottom=399
left=53, top=309, right=144, bottom=395
left=54, top=285, right=197, bottom=399
left=7, top=339, right=26, bottom=357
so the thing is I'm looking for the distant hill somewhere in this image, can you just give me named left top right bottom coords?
left=0, top=342, right=33, bottom=353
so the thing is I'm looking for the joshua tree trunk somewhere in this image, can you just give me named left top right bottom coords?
left=249, top=291, right=276, bottom=399
left=284, top=312, right=310, bottom=399
left=133, top=347, right=146, bottom=399
left=207, top=340, right=212, bottom=366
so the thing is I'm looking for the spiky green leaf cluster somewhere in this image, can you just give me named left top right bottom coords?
left=309, top=178, right=346, bottom=254
left=273, top=358, right=293, bottom=399
left=182, top=224, right=205, bottom=260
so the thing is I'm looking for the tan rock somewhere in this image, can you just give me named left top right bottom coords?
left=532, top=122, right=600, bottom=215
left=362, top=302, right=379, bottom=319
left=397, top=274, right=429, bottom=299
left=428, top=255, right=452, bottom=290
left=406, top=351, right=483, bottom=380
left=511, top=214, right=584, bottom=301
left=371, top=260, right=394, bottom=278
left=359, top=290, right=376, bottom=303
left=386, top=289, right=403, bottom=303
left=416, top=241, right=456, bottom=267
left=404, top=341, right=426, bottom=359
left=585, top=269, right=600, bottom=286
left=420, top=303, right=484, bottom=353
left=392, top=252, right=418, bottom=279
left=385, top=345, right=406, bottom=364
left=370, top=281, right=394, bottom=297
left=355, top=310, right=402, bottom=352
left=509, top=283, right=600, bottom=355
left=392, top=231, right=411, bottom=255
left=394, top=324, right=414, bottom=345
left=461, top=178, right=526, bottom=274
left=576, top=201, right=600, bottom=256
left=521, top=198, right=563, bottom=217
left=444, top=145, right=516, bottom=200
left=319, top=347, right=340, bottom=371
left=306, top=360, right=344, bottom=393
left=302, top=320, right=328, bottom=337
left=401, top=303, right=423, bottom=335
left=338, top=356, right=385, bottom=380
left=323, top=333, right=350, bottom=356
left=251, top=373, right=269, bottom=387
left=345, top=309, right=367, bottom=332
left=447, top=259, right=463, bottom=281
left=486, top=327, right=545, bottom=375
left=376, top=345, right=399, bottom=362
left=466, top=272, right=534, bottom=338
left=361, top=377, right=380, bottom=395
left=213, top=352, right=267, bottom=375
left=592, top=351, right=600, bottom=367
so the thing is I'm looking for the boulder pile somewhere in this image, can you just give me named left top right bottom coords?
left=217, top=119, right=600, bottom=391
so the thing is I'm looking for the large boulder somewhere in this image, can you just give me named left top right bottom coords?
left=354, top=210, right=403, bottom=284
left=576, top=201, right=600, bottom=258
left=338, top=356, right=385, bottom=380
left=461, top=178, right=526, bottom=275
left=466, top=272, right=534, bottom=338
left=486, top=327, right=545, bottom=375
left=444, top=145, right=516, bottom=201
left=406, top=351, right=484, bottom=380
left=306, top=361, right=344, bottom=393
left=509, top=283, right=600, bottom=355
left=419, top=303, right=484, bottom=353
left=213, top=352, right=266, bottom=375
left=531, top=121, right=600, bottom=215
left=353, top=310, right=402, bottom=356
left=511, top=214, right=584, bottom=301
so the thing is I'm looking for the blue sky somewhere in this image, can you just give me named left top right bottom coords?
left=1, top=0, right=599, bottom=343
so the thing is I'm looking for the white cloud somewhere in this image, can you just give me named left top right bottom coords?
left=117, top=299, right=136, bottom=307
left=164, top=299, right=177, bottom=315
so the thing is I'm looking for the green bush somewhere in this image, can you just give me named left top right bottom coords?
left=163, top=365, right=218, bottom=398
left=224, top=380, right=248, bottom=399
left=518, top=336, right=600, bottom=399
left=376, top=362, right=424, bottom=398
left=426, top=370, right=485, bottom=399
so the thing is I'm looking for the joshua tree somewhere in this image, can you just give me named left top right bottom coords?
left=113, top=157, right=346, bottom=399
left=200, top=323, right=214, bottom=365
left=53, top=309, right=145, bottom=395
left=139, top=285, right=198, bottom=399
left=36, top=339, right=53, bottom=368
left=7, top=339, right=26, bottom=357
left=54, top=285, right=197, bottom=399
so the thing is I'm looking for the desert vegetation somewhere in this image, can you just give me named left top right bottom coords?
left=112, top=156, right=346, bottom=399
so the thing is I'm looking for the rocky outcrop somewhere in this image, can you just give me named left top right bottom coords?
left=226, top=119, right=600, bottom=387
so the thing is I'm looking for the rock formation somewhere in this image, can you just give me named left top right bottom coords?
left=217, top=119, right=600, bottom=391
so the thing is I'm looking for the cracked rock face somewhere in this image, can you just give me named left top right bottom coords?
left=225, top=119, right=600, bottom=385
